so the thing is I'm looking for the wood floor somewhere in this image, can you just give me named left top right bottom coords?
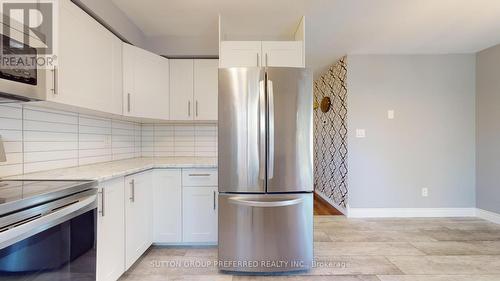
left=314, top=192, right=343, bottom=215
left=120, top=216, right=500, bottom=281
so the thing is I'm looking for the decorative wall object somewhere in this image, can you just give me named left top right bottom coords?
left=313, top=56, right=348, bottom=210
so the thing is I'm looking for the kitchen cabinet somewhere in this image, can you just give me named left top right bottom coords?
left=97, top=177, right=125, bottom=281
left=219, top=41, right=262, bottom=67
left=123, top=43, right=169, bottom=120
left=169, top=60, right=194, bottom=120
left=170, top=59, right=218, bottom=121
left=194, top=59, right=218, bottom=120
left=48, top=0, right=122, bottom=115
left=153, top=169, right=182, bottom=243
left=182, top=169, right=218, bottom=243
left=219, top=41, right=304, bottom=68
left=261, top=41, right=304, bottom=67
left=125, top=171, right=153, bottom=269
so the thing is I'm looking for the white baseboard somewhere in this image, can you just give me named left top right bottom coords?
left=314, top=191, right=347, bottom=215
left=346, top=207, right=476, bottom=218
left=476, top=208, right=500, bottom=224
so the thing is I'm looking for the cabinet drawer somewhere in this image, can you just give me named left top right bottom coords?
left=182, top=169, right=217, bottom=186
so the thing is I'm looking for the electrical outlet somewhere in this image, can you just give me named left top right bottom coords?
left=421, top=187, right=428, bottom=197
left=388, top=110, right=395, bottom=119
left=356, top=129, right=366, bottom=138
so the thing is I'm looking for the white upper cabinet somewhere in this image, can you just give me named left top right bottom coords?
left=219, top=41, right=262, bottom=68
left=49, top=0, right=122, bottom=115
left=169, top=59, right=194, bottom=120
left=261, top=41, right=304, bottom=67
left=219, top=41, right=303, bottom=68
left=170, top=59, right=218, bottom=121
left=194, top=59, right=218, bottom=120
left=123, top=43, right=169, bottom=120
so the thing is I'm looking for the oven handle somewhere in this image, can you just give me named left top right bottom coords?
left=0, top=194, right=97, bottom=250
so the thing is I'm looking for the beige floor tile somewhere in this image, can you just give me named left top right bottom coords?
left=120, top=273, right=233, bottom=281
left=422, top=229, right=500, bottom=241
left=315, top=231, right=333, bottom=242
left=309, top=256, right=403, bottom=275
left=314, top=242, right=425, bottom=256
left=377, top=275, right=500, bottom=281
left=233, top=275, right=380, bottom=280
left=326, top=230, right=437, bottom=242
left=387, top=255, right=500, bottom=275
left=410, top=241, right=500, bottom=255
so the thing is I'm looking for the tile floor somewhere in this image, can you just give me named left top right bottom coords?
left=120, top=216, right=500, bottom=281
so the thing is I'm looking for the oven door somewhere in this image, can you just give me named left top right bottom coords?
left=0, top=191, right=97, bottom=280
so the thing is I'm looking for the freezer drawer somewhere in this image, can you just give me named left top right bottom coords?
left=218, top=193, right=313, bottom=272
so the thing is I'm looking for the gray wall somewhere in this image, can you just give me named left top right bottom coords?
left=347, top=55, right=476, bottom=208
left=476, top=45, right=500, bottom=214
left=73, top=0, right=147, bottom=48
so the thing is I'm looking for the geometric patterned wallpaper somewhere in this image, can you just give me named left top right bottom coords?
left=313, top=56, right=348, bottom=210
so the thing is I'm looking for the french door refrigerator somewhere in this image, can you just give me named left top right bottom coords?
left=218, top=67, right=313, bottom=272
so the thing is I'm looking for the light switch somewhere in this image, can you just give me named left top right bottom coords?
left=388, top=110, right=395, bottom=119
left=356, top=129, right=366, bottom=138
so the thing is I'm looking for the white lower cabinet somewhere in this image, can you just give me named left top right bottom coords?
left=153, top=169, right=182, bottom=243
left=182, top=169, right=218, bottom=243
left=97, top=177, right=125, bottom=281
left=125, top=171, right=153, bottom=269
left=182, top=185, right=218, bottom=243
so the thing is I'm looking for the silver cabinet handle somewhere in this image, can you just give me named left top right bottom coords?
left=98, top=189, right=105, bottom=217
left=258, top=80, right=266, bottom=180
left=265, top=53, right=268, bottom=67
left=229, top=197, right=303, bottom=208
left=127, top=93, right=131, bottom=112
left=188, top=100, right=191, bottom=116
left=213, top=191, right=216, bottom=210
left=188, top=173, right=210, bottom=177
left=195, top=100, right=199, bottom=117
left=51, top=66, right=57, bottom=94
left=256, top=53, right=260, bottom=67
left=129, top=179, right=135, bottom=202
left=267, top=79, right=275, bottom=179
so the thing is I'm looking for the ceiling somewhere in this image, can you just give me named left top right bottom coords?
left=111, top=0, right=500, bottom=76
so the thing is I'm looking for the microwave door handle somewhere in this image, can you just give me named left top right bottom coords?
left=258, top=80, right=266, bottom=180
left=0, top=194, right=96, bottom=250
left=267, top=79, right=274, bottom=179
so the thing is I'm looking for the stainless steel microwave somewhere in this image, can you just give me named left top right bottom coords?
left=0, top=21, right=48, bottom=103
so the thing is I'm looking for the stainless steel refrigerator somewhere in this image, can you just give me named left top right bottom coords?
left=218, top=67, right=313, bottom=273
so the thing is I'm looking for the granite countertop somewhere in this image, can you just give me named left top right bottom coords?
left=4, top=157, right=217, bottom=182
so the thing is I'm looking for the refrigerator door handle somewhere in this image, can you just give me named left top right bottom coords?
left=267, top=79, right=275, bottom=179
left=228, top=197, right=303, bottom=208
left=258, top=80, right=266, bottom=180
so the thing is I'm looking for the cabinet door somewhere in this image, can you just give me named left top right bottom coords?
left=123, top=44, right=169, bottom=120
left=261, top=41, right=304, bottom=67
left=97, top=177, right=125, bottom=281
left=50, top=0, right=119, bottom=114
left=182, top=186, right=218, bottom=243
left=153, top=169, right=182, bottom=243
left=219, top=41, right=262, bottom=68
left=125, top=171, right=153, bottom=269
left=169, top=59, right=194, bottom=120
left=194, top=59, right=218, bottom=120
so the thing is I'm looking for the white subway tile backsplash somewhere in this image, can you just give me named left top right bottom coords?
left=143, top=123, right=217, bottom=158
left=0, top=105, right=217, bottom=178
left=0, top=105, right=141, bottom=178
